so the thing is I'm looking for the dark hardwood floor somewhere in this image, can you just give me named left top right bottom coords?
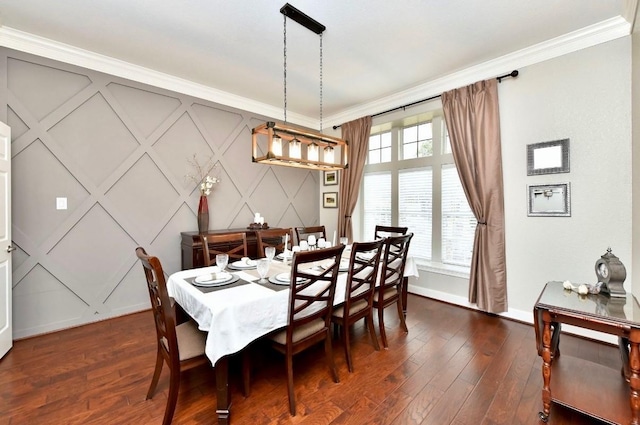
left=0, top=294, right=619, bottom=424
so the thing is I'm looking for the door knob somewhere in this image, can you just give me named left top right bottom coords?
left=6, top=245, right=16, bottom=253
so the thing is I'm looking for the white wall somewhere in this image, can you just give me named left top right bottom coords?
left=411, top=37, right=633, bottom=329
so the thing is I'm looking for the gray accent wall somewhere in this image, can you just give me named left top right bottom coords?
left=1, top=48, right=320, bottom=338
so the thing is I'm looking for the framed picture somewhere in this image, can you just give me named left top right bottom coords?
left=527, top=139, right=570, bottom=176
left=323, top=170, right=338, bottom=186
left=323, top=192, right=338, bottom=208
left=527, top=183, right=571, bottom=217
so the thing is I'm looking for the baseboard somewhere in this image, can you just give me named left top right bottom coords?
left=408, top=284, right=618, bottom=346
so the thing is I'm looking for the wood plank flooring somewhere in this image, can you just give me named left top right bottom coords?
left=0, top=295, right=620, bottom=424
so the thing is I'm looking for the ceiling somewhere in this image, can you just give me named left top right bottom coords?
left=0, top=1, right=636, bottom=128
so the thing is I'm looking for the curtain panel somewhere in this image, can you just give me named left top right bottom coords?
left=338, top=116, right=372, bottom=242
left=442, top=79, right=507, bottom=313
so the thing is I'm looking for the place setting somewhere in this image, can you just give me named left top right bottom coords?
left=228, top=256, right=257, bottom=270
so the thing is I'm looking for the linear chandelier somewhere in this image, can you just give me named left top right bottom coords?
left=251, top=3, right=348, bottom=171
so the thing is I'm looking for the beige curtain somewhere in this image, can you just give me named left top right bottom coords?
left=441, top=79, right=507, bottom=313
left=338, top=116, right=372, bottom=242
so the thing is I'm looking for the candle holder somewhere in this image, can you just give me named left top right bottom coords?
left=247, top=222, right=269, bottom=230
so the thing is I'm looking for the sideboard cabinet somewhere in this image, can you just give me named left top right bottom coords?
left=180, top=228, right=284, bottom=270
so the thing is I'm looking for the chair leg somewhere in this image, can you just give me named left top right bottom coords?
left=163, top=366, right=180, bottom=425
left=343, top=321, right=353, bottom=373
left=366, top=313, right=380, bottom=351
left=286, top=351, right=296, bottom=416
left=324, top=331, right=340, bottom=383
left=146, top=346, right=164, bottom=399
left=377, top=305, right=389, bottom=349
left=396, top=297, right=408, bottom=333
left=242, top=349, right=251, bottom=397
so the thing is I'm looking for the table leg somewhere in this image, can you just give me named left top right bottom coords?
left=215, top=356, right=230, bottom=425
left=539, top=311, right=553, bottom=423
left=629, top=338, right=640, bottom=425
left=401, top=276, right=408, bottom=318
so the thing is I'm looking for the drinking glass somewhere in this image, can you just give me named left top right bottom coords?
left=216, top=253, right=229, bottom=272
left=265, top=246, right=276, bottom=262
left=307, top=235, right=316, bottom=250
left=299, top=240, right=309, bottom=251
left=340, top=237, right=348, bottom=245
left=256, top=258, right=270, bottom=283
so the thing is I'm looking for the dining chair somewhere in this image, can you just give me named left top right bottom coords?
left=256, top=228, right=294, bottom=257
left=135, top=247, right=209, bottom=425
left=374, top=225, right=409, bottom=239
left=294, top=225, right=326, bottom=245
left=268, top=245, right=345, bottom=416
left=331, top=239, right=384, bottom=372
left=372, top=233, right=413, bottom=348
left=200, top=233, right=248, bottom=266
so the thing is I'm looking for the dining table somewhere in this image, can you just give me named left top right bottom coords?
left=166, top=247, right=419, bottom=424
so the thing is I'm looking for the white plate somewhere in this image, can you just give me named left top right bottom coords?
left=194, top=272, right=233, bottom=285
left=275, top=252, right=293, bottom=260
left=274, top=272, right=306, bottom=284
left=229, top=260, right=256, bottom=269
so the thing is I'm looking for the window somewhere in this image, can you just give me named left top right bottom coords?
left=360, top=113, right=476, bottom=268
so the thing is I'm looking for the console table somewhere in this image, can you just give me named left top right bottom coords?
left=180, top=228, right=284, bottom=270
left=534, top=281, right=640, bottom=424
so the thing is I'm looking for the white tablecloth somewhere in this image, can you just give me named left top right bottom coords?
left=167, top=256, right=419, bottom=365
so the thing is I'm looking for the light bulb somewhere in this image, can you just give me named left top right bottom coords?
left=271, top=134, right=283, bottom=156
left=308, top=143, right=319, bottom=162
left=290, top=138, right=301, bottom=159
left=324, top=145, right=335, bottom=164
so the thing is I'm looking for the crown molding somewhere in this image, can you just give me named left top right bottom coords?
left=0, top=26, right=318, bottom=129
left=0, top=17, right=630, bottom=131
left=325, top=16, right=631, bottom=128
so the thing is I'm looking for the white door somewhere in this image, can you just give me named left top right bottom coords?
left=0, top=121, right=11, bottom=359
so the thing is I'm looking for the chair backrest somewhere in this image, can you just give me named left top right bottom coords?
left=256, top=228, right=294, bottom=257
left=374, top=225, right=409, bottom=240
left=285, top=245, right=345, bottom=343
left=344, top=239, right=384, bottom=312
left=295, top=225, right=327, bottom=245
left=378, top=233, right=413, bottom=292
left=200, top=233, right=248, bottom=266
left=136, top=247, right=179, bottom=368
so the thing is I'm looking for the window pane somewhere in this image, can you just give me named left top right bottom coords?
left=369, top=134, right=380, bottom=149
left=418, top=123, right=432, bottom=140
left=403, top=142, right=417, bottom=160
left=368, top=150, right=380, bottom=164
left=363, top=173, right=391, bottom=242
left=419, top=139, right=433, bottom=157
left=399, top=168, right=432, bottom=260
left=380, top=147, right=392, bottom=163
left=442, top=165, right=476, bottom=266
left=381, top=132, right=392, bottom=147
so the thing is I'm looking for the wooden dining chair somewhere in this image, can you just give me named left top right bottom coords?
left=331, top=239, right=384, bottom=372
left=256, top=228, right=294, bottom=257
left=372, top=233, right=413, bottom=348
left=135, top=247, right=209, bottom=425
left=374, top=225, right=409, bottom=239
left=268, top=245, right=345, bottom=416
left=294, top=225, right=326, bottom=245
left=200, top=233, right=248, bottom=266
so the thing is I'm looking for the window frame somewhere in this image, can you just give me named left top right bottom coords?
left=358, top=112, right=473, bottom=276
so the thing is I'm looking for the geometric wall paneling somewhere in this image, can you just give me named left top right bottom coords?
left=47, top=203, right=138, bottom=306
left=190, top=102, right=243, bottom=149
left=229, top=203, right=260, bottom=230
left=292, top=172, right=321, bottom=225
left=106, top=82, right=182, bottom=138
left=3, top=48, right=319, bottom=337
left=12, top=139, right=90, bottom=247
left=13, top=264, right=89, bottom=335
left=250, top=168, right=291, bottom=225
left=7, top=58, right=92, bottom=122
left=48, top=92, right=140, bottom=187
left=152, top=111, right=211, bottom=191
left=105, top=153, right=180, bottom=243
left=7, top=106, right=28, bottom=141
left=103, top=262, right=149, bottom=313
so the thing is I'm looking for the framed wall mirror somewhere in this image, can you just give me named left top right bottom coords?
left=527, top=183, right=571, bottom=217
left=527, top=139, right=570, bottom=175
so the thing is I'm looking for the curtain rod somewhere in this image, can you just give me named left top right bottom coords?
left=332, top=70, right=519, bottom=129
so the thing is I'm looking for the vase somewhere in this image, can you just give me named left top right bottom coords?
left=197, top=195, right=209, bottom=234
